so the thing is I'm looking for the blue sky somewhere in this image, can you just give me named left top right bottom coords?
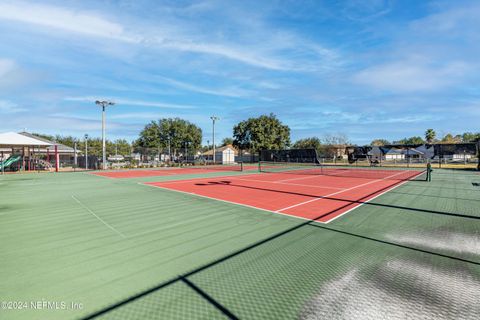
left=0, top=0, right=478, bottom=145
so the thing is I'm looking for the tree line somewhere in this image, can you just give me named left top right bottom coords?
left=134, top=113, right=347, bottom=157
left=34, top=118, right=479, bottom=158
left=371, top=129, right=480, bottom=146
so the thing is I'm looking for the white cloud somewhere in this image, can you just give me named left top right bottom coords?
left=341, top=0, right=393, bottom=22
left=157, top=76, right=253, bottom=98
left=0, top=1, right=135, bottom=42
left=352, top=59, right=468, bottom=92
left=0, top=100, right=26, bottom=113
left=110, top=112, right=170, bottom=120
left=0, top=2, right=340, bottom=71
left=410, top=3, right=480, bottom=35
left=0, top=59, right=16, bottom=77
left=0, top=58, right=42, bottom=90
left=157, top=40, right=290, bottom=71
left=64, top=96, right=197, bottom=109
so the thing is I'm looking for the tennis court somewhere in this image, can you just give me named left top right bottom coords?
left=145, top=164, right=426, bottom=223
left=1, top=167, right=479, bottom=320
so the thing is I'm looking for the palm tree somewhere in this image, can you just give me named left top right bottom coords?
left=425, top=129, right=436, bottom=143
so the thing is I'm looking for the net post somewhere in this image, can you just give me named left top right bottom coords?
left=439, top=144, right=442, bottom=169
left=477, top=141, right=480, bottom=171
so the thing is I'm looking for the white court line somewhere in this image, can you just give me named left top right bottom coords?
left=139, top=182, right=313, bottom=223
left=275, top=168, right=399, bottom=183
left=322, top=170, right=427, bottom=223
left=151, top=172, right=262, bottom=185
left=139, top=170, right=421, bottom=224
left=71, top=195, right=127, bottom=238
left=83, top=172, right=117, bottom=179
left=233, top=177, right=346, bottom=190
left=89, top=170, right=179, bottom=179
left=276, top=174, right=328, bottom=183
left=275, top=170, right=408, bottom=213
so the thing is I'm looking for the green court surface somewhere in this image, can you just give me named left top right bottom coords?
left=1, top=169, right=479, bottom=319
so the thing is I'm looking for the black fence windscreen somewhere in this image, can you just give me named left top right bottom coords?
left=344, top=142, right=479, bottom=169
left=259, top=149, right=319, bottom=163
left=433, top=143, right=478, bottom=157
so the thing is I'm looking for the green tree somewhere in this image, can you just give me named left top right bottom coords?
left=293, top=137, right=322, bottom=150
left=32, top=132, right=55, bottom=141
left=425, top=129, right=436, bottom=143
left=82, top=137, right=103, bottom=157
left=135, top=121, right=161, bottom=149
left=462, top=132, right=480, bottom=142
left=293, top=137, right=324, bottom=157
left=108, top=139, right=131, bottom=155
left=395, top=136, right=425, bottom=145
left=31, top=133, right=80, bottom=148
left=409, top=136, right=425, bottom=144
left=233, top=113, right=290, bottom=152
left=441, top=133, right=460, bottom=143
left=135, top=118, right=202, bottom=155
left=220, top=137, right=234, bottom=146
left=371, top=139, right=390, bottom=146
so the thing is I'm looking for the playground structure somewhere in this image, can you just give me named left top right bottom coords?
left=0, top=132, right=57, bottom=174
left=0, top=155, right=22, bottom=171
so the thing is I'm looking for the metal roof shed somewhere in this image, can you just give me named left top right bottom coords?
left=0, top=132, right=52, bottom=146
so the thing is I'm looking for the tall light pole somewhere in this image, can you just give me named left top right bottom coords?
left=84, top=134, right=88, bottom=170
left=168, top=136, right=171, bottom=162
left=210, top=116, right=219, bottom=164
left=206, top=140, right=210, bottom=163
left=74, top=142, right=77, bottom=170
left=95, top=100, right=115, bottom=170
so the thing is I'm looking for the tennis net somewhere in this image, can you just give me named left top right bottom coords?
left=187, top=162, right=243, bottom=172
left=259, top=161, right=428, bottom=181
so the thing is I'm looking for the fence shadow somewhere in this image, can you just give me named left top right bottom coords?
left=82, top=176, right=480, bottom=319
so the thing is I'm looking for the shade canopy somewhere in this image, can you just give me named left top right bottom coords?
left=0, top=132, right=52, bottom=147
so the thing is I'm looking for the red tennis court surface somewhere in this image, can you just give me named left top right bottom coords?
left=90, top=166, right=249, bottom=179
left=145, top=169, right=423, bottom=223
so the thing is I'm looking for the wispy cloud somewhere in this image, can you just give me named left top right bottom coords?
left=64, top=96, right=197, bottom=109
left=336, top=0, right=393, bottom=23
left=0, top=1, right=135, bottom=42
left=1, top=1, right=478, bottom=143
left=0, top=100, right=26, bottom=113
left=0, top=58, right=15, bottom=77
left=0, top=1, right=340, bottom=72
left=157, top=76, right=253, bottom=98
left=409, top=2, right=480, bottom=35
left=353, top=59, right=468, bottom=92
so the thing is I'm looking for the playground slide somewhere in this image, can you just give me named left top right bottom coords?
left=0, top=155, right=21, bottom=171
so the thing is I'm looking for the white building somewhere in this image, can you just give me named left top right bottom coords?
left=202, top=144, right=237, bottom=164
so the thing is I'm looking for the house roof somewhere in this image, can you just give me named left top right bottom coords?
left=404, top=148, right=424, bottom=155
left=202, top=144, right=238, bottom=156
left=384, top=148, right=404, bottom=155
left=0, top=132, right=52, bottom=146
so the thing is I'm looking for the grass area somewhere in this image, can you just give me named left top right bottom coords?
left=1, top=169, right=479, bottom=319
